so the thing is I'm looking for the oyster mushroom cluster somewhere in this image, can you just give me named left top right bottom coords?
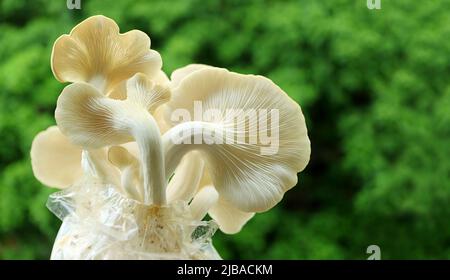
left=30, top=16, right=311, bottom=260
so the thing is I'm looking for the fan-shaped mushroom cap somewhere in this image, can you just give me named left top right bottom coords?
left=170, top=64, right=212, bottom=88
left=31, top=126, right=83, bottom=188
left=208, top=196, right=255, bottom=234
left=51, top=15, right=162, bottom=93
left=189, top=185, right=219, bottom=220
left=108, top=146, right=143, bottom=201
left=55, top=82, right=134, bottom=148
left=198, top=169, right=255, bottom=234
left=163, top=67, right=311, bottom=212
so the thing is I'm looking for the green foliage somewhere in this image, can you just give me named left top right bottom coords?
left=0, top=0, right=449, bottom=259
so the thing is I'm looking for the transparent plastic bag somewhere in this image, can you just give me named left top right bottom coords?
left=47, top=178, right=221, bottom=260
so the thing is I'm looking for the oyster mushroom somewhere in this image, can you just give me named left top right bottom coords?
left=163, top=66, right=311, bottom=213
left=108, top=146, right=143, bottom=201
left=55, top=73, right=170, bottom=205
left=30, top=15, right=311, bottom=259
left=51, top=15, right=162, bottom=94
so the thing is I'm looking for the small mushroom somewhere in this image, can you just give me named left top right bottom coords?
left=125, top=73, right=170, bottom=112
left=51, top=15, right=162, bottom=94
left=55, top=73, right=170, bottom=205
left=108, top=146, right=143, bottom=202
left=109, top=70, right=170, bottom=101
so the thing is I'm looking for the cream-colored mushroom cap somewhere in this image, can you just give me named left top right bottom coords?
left=55, top=73, right=169, bottom=205
left=55, top=82, right=134, bottom=148
left=55, top=73, right=169, bottom=149
left=163, top=67, right=311, bottom=213
left=170, top=64, right=213, bottom=88
left=208, top=196, right=255, bottom=234
left=198, top=170, right=255, bottom=234
left=108, top=146, right=143, bottom=201
left=109, top=71, right=170, bottom=102
left=30, top=126, right=121, bottom=189
left=189, top=185, right=219, bottom=221
left=166, top=154, right=254, bottom=234
left=30, top=126, right=83, bottom=188
left=51, top=15, right=162, bottom=93
left=159, top=64, right=212, bottom=127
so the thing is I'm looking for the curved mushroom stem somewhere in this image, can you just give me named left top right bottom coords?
left=163, top=121, right=223, bottom=179
left=130, top=110, right=166, bottom=205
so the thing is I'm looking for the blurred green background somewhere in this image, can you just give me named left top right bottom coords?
left=1, top=0, right=449, bottom=259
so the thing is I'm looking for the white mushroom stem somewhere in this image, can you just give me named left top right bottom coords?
left=129, top=111, right=166, bottom=205
left=163, top=121, right=222, bottom=179
left=55, top=82, right=168, bottom=206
